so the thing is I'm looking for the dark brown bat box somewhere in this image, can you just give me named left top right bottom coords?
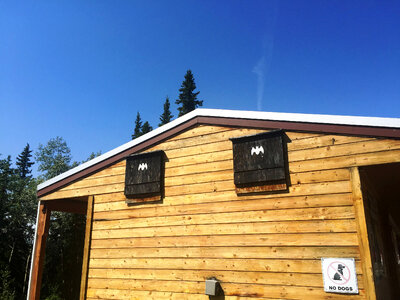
left=230, top=130, right=291, bottom=194
left=124, top=150, right=164, bottom=202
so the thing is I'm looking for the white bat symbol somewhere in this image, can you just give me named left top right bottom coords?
left=138, top=163, right=148, bottom=171
left=251, top=146, right=264, bottom=156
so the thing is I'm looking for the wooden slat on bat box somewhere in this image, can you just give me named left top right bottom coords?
left=231, top=131, right=290, bottom=192
left=124, top=150, right=164, bottom=199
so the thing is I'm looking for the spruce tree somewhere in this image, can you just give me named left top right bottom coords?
left=159, top=96, right=173, bottom=126
left=16, top=144, right=34, bottom=179
left=132, top=112, right=143, bottom=139
left=0, top=154, right=37, bottom=299
left=176, top=69, right=203, bottom=117
left=141, top=121, right=153, bottom=135
left=0, top=155, right=17, bottom=299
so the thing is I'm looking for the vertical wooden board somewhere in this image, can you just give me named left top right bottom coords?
left=29, top=202, right=51, bottom=300
left=80, top=196, right=94, bottom=300
left=350, top=167, right=376, bottom=300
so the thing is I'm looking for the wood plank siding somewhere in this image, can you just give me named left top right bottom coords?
left=39, top=125, right=400, bottom=299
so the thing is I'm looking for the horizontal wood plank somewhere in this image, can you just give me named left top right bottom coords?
left=86, top=288, right=289, bottom=300
left=290, top=149, right=400, bottom=173
left=87, top=288, right=207, bottom=300
left=289, top=139, right=400, bottom=162
left=86, top=278, right=365, bottom=299
left=92, top=219, right=356, bottom=239
left=88, top=257, right=360, bottom=274
left=90, top=232, right=359, bottom=248
left=88, top=268, right=329, bottom=287
left=59, top=168, right=350, bottom=195
left=89, top=246, right=360, bottom=260
left=93, top=206, right=355, bottom=227
left=93, top=192, right=352, bottom=219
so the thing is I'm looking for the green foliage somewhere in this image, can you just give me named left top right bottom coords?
left=0, top=155, right=13, bottom=203
left=34, top=137, right=86, bottom=300
left=132, top=112, right=153, bottom=139
left=16, top=143, right=34, bottom=179
left=43, top=284, right=62, bottom=300
left=0, top=139, right=101, bottom=299
left=0, top=148, right=37, bottom=300
left=159, top=96, right=173, bottom=126
left=35, top=137, right=74, bottom=181
left=0, top=268, right=15, bottom=300
left=132, top=112, right=143, bottom=139
left=141, top=121, right=153, bottom=134
left=81, top=151, right=102, bottom=164
left=41, top=212, right=85, bottom=300
left=175, top=69, right=203, bottom=117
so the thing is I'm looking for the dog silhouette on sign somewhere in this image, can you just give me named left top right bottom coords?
left=333, top=264, right=345, bottom=281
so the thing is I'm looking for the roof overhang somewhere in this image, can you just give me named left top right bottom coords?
left=37, top=108, right=400, bottom=197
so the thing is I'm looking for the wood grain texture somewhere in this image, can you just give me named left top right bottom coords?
left=350, top=167, right=376, bottom=300
left=92, top=192, right=352, bottom=214
left=57, top=168, right=350, bottom=194
left=87, top=268, right=364, bottom=289
left=92, top=206, right=356, bottom=227
left=89, top=246, right=361, bottom=259
left=91, top=219, right=356, bottom=239
left=37, top=124, right=400, bottom=299
left=86, top=288, right=289, bottom=300
left=86, top=281, right=365, bottom=300
left=40, top=129, right=383, bottom=200
left=79, top=196, right=93, bottom=300
left=90, top=233, right=359, bottom=248
left=88, top=257, right=362, bottom=273
left=28, top=202, right=51, bottom=300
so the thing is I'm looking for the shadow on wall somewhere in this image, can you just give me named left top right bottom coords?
left=209, top=292, right=225, bottom=300
left=206, top=277, right=224, bottom=299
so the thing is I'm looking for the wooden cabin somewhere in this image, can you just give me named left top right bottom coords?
left=28, top=109, right=400, bottom=300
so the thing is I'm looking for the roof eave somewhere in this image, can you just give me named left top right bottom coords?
left=37, top=108, right=400, bottom=196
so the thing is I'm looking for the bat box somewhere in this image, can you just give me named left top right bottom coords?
left=230, top=130, right=291, bottom=194
left=124, top=150, right=165, bottom=202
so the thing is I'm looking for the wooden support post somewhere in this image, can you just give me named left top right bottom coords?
left=80, top=196, right=94, bottom=300
left=28, top=201, right=51, bottom=300
left=350, top=167, right=376, bottom=300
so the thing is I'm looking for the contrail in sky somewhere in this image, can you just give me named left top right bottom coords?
left=253, top=46, right=267, bottom=111
left=252, top=2, right=279, bottom=111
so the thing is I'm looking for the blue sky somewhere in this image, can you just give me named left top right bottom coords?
left=1, top=1, right=399, bottom=172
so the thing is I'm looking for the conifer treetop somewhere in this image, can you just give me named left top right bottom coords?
left=176, top=69, right=203, bottom=117
left=132, top=112, right=143, bottom=139
left=16, top=143, right=34, bottom=179
left=159, top=96, right=174, bottom=126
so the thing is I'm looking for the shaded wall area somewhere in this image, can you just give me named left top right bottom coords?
left=40, top=212, right=85, bottom=300
left=360, top=163, right=400, bottom=300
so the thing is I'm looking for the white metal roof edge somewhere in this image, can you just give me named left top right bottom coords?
left=37, top=108, right=400, bottom=192
left=199, top=108, right=400, bottom=127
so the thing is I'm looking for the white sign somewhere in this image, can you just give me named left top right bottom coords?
left=321, top=258, right=358, bottom=294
